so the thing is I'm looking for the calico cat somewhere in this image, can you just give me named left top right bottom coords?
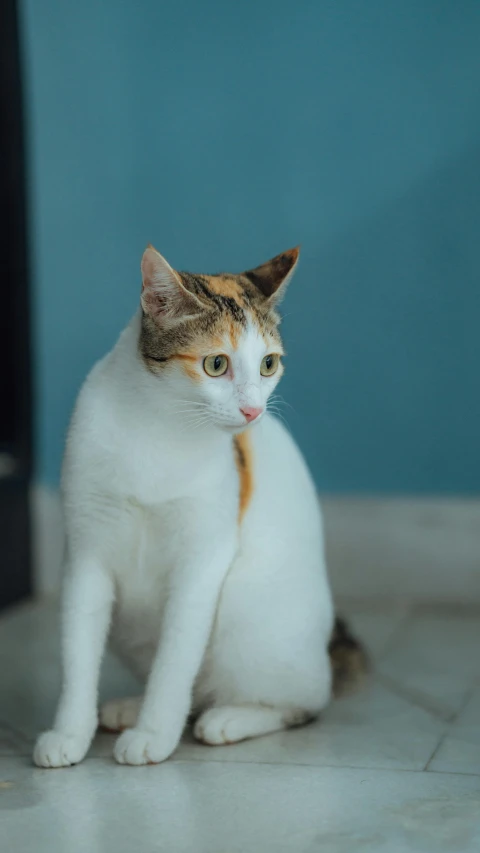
left=34, top=244, right=366, bottom=767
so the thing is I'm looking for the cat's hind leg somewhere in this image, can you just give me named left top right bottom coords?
left=100, top=697, right=142, bottom=732
left=194, top=704, right=312, bottom=745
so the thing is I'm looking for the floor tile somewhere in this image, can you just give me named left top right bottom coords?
left=429, top=688, right=480, bottom=776
left=2, top=756, right=480, bottom=853
left=3, top=600, right=480, bottom=851
left=378, top=610, right=480, bottom=720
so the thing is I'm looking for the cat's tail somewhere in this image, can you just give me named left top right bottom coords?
left=328, top=616, right=370, bottom=697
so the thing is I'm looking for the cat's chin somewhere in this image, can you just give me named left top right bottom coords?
left=206, top=418, right=249, bottom=435
left=223, top=419, right=262, bottom=435
left=219, top=423, right=248, bottom=434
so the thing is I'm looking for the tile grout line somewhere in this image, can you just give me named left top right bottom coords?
left=10, top=757, right=480, bottom=779
left=424, top=730, right=451, bottom=773
left=52, top=755, right=480, bottom=778
left=170, top=758, right=480, bottom=778
left=375, top=671, right=453, bottom=723
left=423, top=680, right=479, bottom=772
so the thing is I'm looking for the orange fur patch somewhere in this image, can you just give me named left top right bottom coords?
left=174, top=353, right=198, bottom=361
left=227, top=318, right=241, bottom=349
left=168, top=352, right=202, bottom=382
left=181, top=360, right=202, bottom=382
left=205, top=277, right=244, bottom=348
left=206, top=275, right=244, bottom=301
left=233, top=432, right=254, bottom=522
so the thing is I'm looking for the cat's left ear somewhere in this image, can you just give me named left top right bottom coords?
left=243, top=247, right=300, bottom=304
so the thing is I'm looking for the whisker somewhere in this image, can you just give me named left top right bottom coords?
left=173, top=408, right=209, bottom=416
left=177, top=413, right=213, bottom=434
left=173, top=402, right=208, bottom=411
left=268, top=394, right=295, bottom=413
left=172, top=401, right=209, bottom=418
left=267, top=403, right=293, bottom=435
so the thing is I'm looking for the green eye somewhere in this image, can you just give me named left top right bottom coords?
left=203, top=354, right=229, bottom=377
left=260, top=353, right=280, bottom=377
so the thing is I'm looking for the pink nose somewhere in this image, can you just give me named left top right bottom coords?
left=240, top=406, right=263, bottom=423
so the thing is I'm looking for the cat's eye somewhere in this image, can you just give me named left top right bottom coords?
left=260, top=354, right=280, bottom=377
left=203, top=354, right=229, bottom=377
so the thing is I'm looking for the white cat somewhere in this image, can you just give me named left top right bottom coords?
left=34, top=245, right=362, bottom=768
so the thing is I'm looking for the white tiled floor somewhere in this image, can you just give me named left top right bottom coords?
left=1, top=600, right=480, bottom=852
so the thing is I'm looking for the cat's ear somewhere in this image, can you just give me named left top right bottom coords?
left=141, top=245, right=205, bottom=323
left=243, top=247, right=300, bottom=304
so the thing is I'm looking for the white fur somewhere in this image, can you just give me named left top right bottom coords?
left=33, top=311, right=334, bottom=768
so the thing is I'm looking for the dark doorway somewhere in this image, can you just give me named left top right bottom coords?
left=0, top=0, right=33, bottom=609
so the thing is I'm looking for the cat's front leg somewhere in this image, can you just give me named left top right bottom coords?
left=114, top=529, right=236, bottom=766
left=33, top=561, right=114, bottom=768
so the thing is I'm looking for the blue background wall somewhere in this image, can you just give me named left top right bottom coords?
left=20, top=0, right=480, bottom=492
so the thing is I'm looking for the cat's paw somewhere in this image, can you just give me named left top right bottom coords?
left=194, top=707, right=245, bottom=745
left=33, top=730, right=90, bottom=768
left=100, top=697, right=141, bottom=732
left=113, top=727, right=177, bottom=765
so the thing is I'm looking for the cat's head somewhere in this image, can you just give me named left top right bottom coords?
left=139, top=244, right=299, bottom=432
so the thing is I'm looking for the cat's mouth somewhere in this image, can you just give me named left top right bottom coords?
left=219, top=414, right=264, bottom=434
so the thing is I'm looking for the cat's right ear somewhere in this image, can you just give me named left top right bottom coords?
left=244, top=247, right=300, bottom=305
left=141, top=245, right=204, bottom=324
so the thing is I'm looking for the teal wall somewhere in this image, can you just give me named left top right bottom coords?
left=21, top=1, right=480, bottom=492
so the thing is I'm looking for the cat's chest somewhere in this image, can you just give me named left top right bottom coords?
left=109, top=427, right=226, bottom=505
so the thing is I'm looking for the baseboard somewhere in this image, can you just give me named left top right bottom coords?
left=31, top=486, right=480, bottom=602
left=323, top=497, right=480, bottom=603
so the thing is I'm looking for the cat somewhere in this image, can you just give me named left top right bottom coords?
left=33, top=244, right=366, bottom=768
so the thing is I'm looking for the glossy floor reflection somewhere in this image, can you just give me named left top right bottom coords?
left=1, top=600, right=480, bottom=852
